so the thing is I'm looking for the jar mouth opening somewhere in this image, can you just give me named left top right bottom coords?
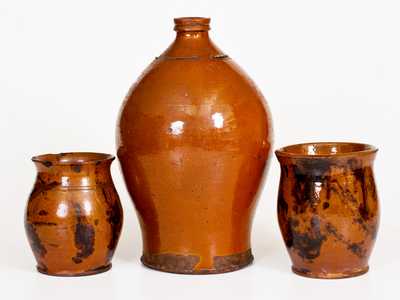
left=32, top=152, right=115, bottom=166
left=275, top=142, right=378, bottom=158
left=174, top=17, right=210, bottom=32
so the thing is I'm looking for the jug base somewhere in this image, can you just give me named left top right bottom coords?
left=141, top=249, right=254, bottom=274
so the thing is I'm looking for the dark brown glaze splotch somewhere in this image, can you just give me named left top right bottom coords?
left=276, top=142, right=380, bottom=279
left=324, top=222, right=366, bottom=258
left=25, top=152, right=123, bottom=276
left=28, top=177, right=58, bottom=201
left=72, top=203, right=95, bottom=264
left=278, top=188, right=296, bottom=251
left=100, top=186, right=123, bottom=261
left=71, top=164, right=81, bottom=173
left=291, top=216, right=327, bottom=261
left=25, top=222, right=47, bottom=258
left=42, top=160, right=53, bottom=168
left=294, top=158, right=332, bottom=177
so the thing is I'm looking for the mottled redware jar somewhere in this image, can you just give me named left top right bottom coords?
left=117, top=17, right=273, bottom=274
left=276, top=142, right=379, bottom=279
left=25, top=152, right=123, bottom=276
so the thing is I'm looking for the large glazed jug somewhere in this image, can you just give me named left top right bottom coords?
left=117, top=17, right=273, bottom=274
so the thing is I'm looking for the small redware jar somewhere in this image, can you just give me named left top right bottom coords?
left=275, top=142, right=379, bottom=279
left=25, top=152, right=123, bottom=276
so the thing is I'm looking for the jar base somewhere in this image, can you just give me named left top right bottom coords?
left=291, top=265, right=369, bottom=279
left=36, top=263, right=112, bottom=277
left=141, top=249, right=254, bottom=274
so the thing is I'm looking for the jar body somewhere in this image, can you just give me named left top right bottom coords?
left=276, top=145, right=379, bottom=278
left=117, top=18, right=273, bottom=274
left=25, top=153, right=123, bottom=276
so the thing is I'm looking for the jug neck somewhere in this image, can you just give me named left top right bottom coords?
left=174, top=17, right=210, bottom=32
left=175, top=30, right=210, bottom=41
left=161, top=17, right=224, bottom=59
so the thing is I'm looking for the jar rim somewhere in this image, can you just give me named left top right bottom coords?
left=275, top=142, right=378, bottom=158
left=32, top=152, right=115, bottom=166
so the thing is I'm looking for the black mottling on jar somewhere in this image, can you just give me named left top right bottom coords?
left=25, top=222, right=47, bottom=257
left=42, top=161, right=53, bottom=168
left=72, top=203, right=95, bottom=264
left=290, top=217, right=327, bottom=261
left=347, top=243, right=365, bottom=258
left=293, top=158, right=333, bottom=177
left=71, top=165, right=82, bottom=173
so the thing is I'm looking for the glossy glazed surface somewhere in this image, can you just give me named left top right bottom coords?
left=276, top=143, right=379, bottom=279
left=25, top=153, right=123, bottom=276
left=117, top=17, right=273, bottom=274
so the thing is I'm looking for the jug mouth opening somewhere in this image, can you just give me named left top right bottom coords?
left=32, top=152, right=115, bottom=166
left=275, top=142, right=377, bottom=158
left=174, top=17, right=210, bottom=32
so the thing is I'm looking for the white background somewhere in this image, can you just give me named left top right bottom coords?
left=1, top=0, right=399, bottom=299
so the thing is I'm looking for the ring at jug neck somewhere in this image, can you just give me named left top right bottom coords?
left=174, top=17, right=210, bottom=32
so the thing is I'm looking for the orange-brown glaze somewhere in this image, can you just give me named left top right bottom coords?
left=276, top=142, right=379, bottom=279
left=116, top=17, right=273, bottom=274
left=25, top=153, right=123, bottom=276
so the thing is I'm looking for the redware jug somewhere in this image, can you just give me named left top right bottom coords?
left=117, top=17, right=273, bottom=274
